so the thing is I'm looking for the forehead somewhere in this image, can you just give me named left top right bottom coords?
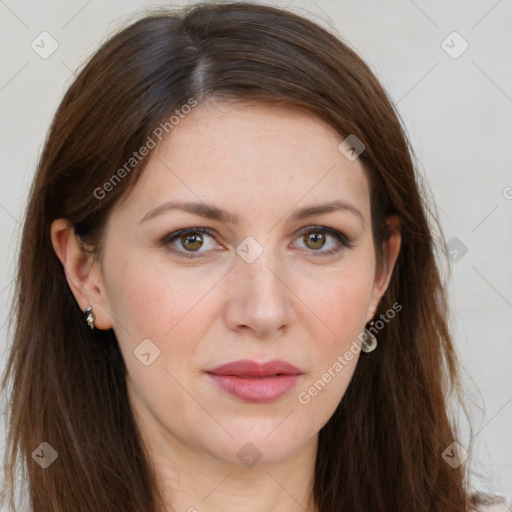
left=163, top=99, right=346, bottom=166
left=114, top=100, right=371, bottom=226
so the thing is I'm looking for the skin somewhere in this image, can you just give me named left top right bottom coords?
left=51, top=100, right=401, bottom=512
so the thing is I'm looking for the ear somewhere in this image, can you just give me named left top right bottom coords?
left=366, top=214, right=401, bottom=322
left=50, top=218, right=113, bottom=330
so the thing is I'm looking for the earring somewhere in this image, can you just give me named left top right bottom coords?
left=361, top=321, right=377, bottom=353
left=84, top=307, right=95, bottom=330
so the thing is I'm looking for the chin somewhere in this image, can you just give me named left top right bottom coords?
left=200, top=418, right=318, bottom=467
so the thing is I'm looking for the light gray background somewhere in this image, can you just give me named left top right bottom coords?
left=1, top=0, right=511, bottom=506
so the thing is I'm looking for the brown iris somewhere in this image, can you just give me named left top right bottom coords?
left=304, top=231, right=326, bottom=250
left=181, top=233, right=203, bottom=251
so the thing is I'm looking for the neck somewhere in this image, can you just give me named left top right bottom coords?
left=141, top=416, right=318, bottom=512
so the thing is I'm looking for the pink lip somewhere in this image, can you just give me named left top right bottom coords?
left=206, top=359, right=303, bottom=403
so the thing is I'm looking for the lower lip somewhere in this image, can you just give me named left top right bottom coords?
left=207, top=374, right=302, bottom=403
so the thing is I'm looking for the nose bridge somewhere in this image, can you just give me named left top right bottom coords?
left=238, top=240, right=285, bottom=301
left=226, top=236, right=294, bottom=335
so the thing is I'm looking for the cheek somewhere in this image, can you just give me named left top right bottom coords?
left=297, top=258, right=375, bottom=344
left=103, top=254, right=227, bottom=385
left=104, top=256, right=224, bottom=418
left=105, top=254, right=218, bottom=336
left=292, top=262, right=375, bottom=410
left=315, top=275, right=371, bottom=329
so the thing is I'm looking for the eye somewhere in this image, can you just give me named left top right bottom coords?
left=292, top=226, right=353, bottom=257
left=161, top=228, right=220, bottom=259
left=160, top=225, right=353, bottom=260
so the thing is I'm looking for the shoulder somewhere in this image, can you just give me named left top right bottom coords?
left=472, top=505, right=511, bottom=512
left=469, top=493, right=512, bottom=512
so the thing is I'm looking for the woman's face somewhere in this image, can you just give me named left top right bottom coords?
left=87, top=101, right=399, bottom=467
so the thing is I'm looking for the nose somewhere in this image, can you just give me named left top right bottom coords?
left=222, top=246, right=296, bottom=339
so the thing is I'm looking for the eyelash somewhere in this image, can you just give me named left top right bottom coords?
left=160, top=226, right=354, bottom=260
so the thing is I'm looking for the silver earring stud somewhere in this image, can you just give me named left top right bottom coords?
left=361, top=322, right=377, bottom=353
left=84, top=307, right=95, bottom=330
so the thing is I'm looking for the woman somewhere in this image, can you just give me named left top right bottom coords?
left=1, top=2, right=508, bottom=511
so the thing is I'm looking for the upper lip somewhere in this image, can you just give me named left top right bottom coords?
left=206, top=359, right=302, bottom=377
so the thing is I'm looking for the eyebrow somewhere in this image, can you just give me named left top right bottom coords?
left=138, top=199, right=364, bottom=226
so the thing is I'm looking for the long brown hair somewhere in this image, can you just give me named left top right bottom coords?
left=2, top=2, right=471, bottom=510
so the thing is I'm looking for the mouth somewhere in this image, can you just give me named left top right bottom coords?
left=205, top=359, right=303, bottom=403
